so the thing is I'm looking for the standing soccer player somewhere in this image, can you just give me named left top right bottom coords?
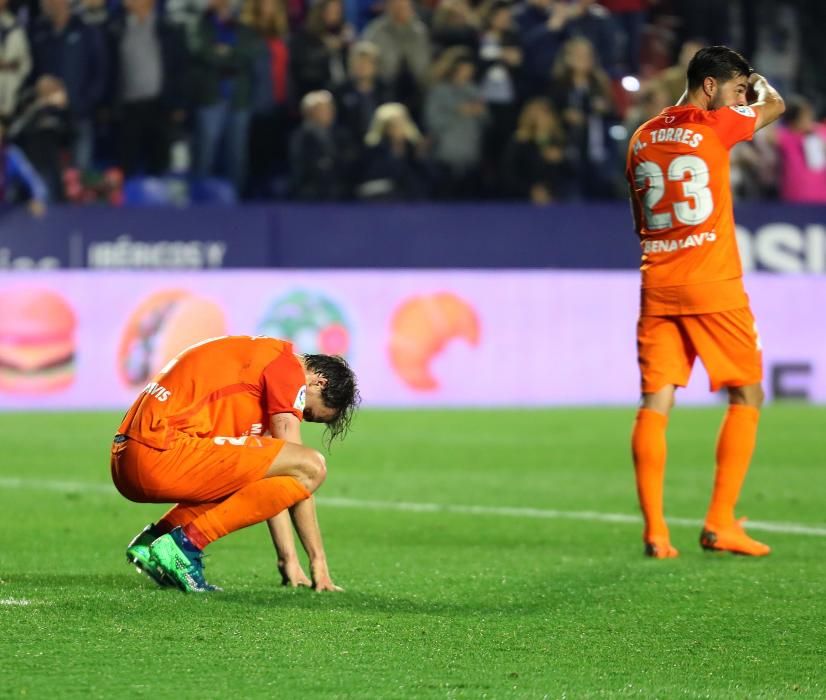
left=625, top=46, right=785, bottom=558
left=111, top=336, right=360, bottom=591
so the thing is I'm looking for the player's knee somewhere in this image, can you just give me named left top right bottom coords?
left=753, top=385, right=765, bottom=407
left=301, top=449, right=327, bottom=492
left=641, top=386, right=675, bottom=414
left=729, top=383, right=764, bottom=408
left=748, top=384, right=765, bottom=408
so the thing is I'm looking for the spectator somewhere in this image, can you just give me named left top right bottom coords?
left=163, top=0, right=208, bottom=35
left=283, top=0, right=309, bottom=29
left=653, top=37, right=703, bottom=105
left=431, top=0, right=478, bottom=54
left=0, top=0, right=31, bottom=123
left=290, top=0, right=353, bottom=99
left=751, top=1, right=800, bottom=97
left=0, top=120, right=49, bottom=216
left=797, top=0, right=826, bottom=117
left=562, top=0, right=618, bottom=76
left=288, top=89, right=348, bottom=199
left=8, top=75, right=71, bottom=201
left=501, top=97, right=571, bottom=203
left=356, top=101, right=432, bottom=200
left=191, top=0, right=257, bottom=195
left=514, top=0, right=552, bottom=40
left=776, top=96, right=826, bottom=204
left=362, top=0, right=430, bottom=107
left=730, top=123, right=778, bottom=201
left=425, top=46, right=487, bottom=197
left=334, top=40, right=391, bottom=146
left=522, top=0, right=572, bottom=95
left=478, top=0, right=522, bottom=166
left=107, top=0, right=189, bottom=177
left=672, top=0, right=730, bottom=49
left=242, top=0, right=291, bottom=197
left=29, top=0, right=106, bottom=171
left=623, top=78, right=669, bottom=134
left=346, top=0, right=379, bottom=33
left=549, top=35, right=618, bottom=199
left=80, top=0, right=109, bottom=26
left=600, top=0, right=645, bottom=74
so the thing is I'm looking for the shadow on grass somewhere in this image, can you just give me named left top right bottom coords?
left=0, top=571, right=179, bottom=596
left=2, top=571, right=574, bottom=616
left=213, top=587, right=549, bottom=616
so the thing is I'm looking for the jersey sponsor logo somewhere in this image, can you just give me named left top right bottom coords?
left=142, top=382, right=171, bottom=402
left=293, top=385, right=307, bottom=411
left=643, top=231, right=717, bottom=254
left=729, top=105, right=756, bottom=117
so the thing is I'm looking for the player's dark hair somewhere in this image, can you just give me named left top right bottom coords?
left=303, top=354, right=361, bottom=447
left=686, top=46, right=752, bottom=91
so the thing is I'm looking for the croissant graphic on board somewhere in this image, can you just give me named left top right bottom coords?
left=118, top=289, right=227, bottom=387
left=388, top=292, right=480, bottom=391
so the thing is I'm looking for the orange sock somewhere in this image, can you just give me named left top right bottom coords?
left=157, top=503, right=220, bottom=535
left=705, top=404, right=760, bottom=530
left=632, top=408, right=669, bottom=541
left=183, top=476, right=310, bottom=550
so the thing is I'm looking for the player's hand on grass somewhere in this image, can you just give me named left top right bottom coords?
left=278, top=558, right=312, bottom=588
left=311, top=560, right=344, bottom=592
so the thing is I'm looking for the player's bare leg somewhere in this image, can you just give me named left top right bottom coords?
left=701, top=382, right=770, bottom=556
left=633, top=385, right=679, bottom=558
left=149, top=443, right=327, bottom=592
left=264, top=442, right=327, bottom=493
left=178, top=443, right=325, bottom=550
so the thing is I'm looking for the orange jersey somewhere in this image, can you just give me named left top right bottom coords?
left=626, top=104, right=759, bottom=315
left=118, top=336, right=306, bottom=450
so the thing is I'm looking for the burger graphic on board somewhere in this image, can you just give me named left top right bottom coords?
left=0, top=287, right=77, bottom=394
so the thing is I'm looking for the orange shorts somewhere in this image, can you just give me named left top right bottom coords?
left=111, top=434, right=286, bottom=504
left=637, top=306, right=763, bottom=394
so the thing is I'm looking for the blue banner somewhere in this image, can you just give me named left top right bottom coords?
left=0, top=203, right=823, bottom=271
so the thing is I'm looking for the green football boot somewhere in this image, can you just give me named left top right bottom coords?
left=148, top=527, right=222, bottom=593
left=126, top=523, right=172, bottom=587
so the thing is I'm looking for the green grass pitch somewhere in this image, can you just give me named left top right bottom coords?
left=1, top=406, right=825, bottom=698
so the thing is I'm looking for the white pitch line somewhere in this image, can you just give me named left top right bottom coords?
left=2, top=476, right=826, bottom=538
left=0, top=477, right=116, bottom=494
left=317, top=497, right=826, bottom=537
left=0, top=598, right=31, bottom=606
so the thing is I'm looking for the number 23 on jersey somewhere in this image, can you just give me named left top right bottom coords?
left=634, top=155, right=713, bottom=230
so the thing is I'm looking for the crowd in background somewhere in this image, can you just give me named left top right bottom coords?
left=0, top=0, right=825, bottom=211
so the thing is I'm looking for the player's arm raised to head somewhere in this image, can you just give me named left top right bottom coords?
left=749, top=72, right=785, bottom=132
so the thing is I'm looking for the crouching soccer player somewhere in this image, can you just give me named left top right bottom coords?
left=110, top=336, right=360, bottom=592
